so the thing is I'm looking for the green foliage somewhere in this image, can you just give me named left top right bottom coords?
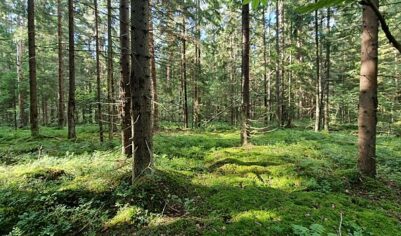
left=1, top=126, right=401, bottom=235
left=298, top=0, right=354, bottom=13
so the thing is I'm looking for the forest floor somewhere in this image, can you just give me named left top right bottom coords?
left=0, top=125, right=401, bottom=235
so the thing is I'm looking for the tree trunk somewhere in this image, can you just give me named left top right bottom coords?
left=107, top=0, right=114, bottom=140
left=262, top=8, right=269, bottom=125
left=275, top=0, right=282, bottom=127
left=324, top=8, right=331, bottom=131
left=314, top=4, right=321, bottom=132
left=131, top=0, right=153, bottom=179
left=181, top=13, right=189, bottom=129
left=94, top=0, right=104, bottom=142
left=68, top=0, right=76, bottom=139
left=17, top=38, right=27, bottom=128
left=57, top=0, right=65, bottom=128
left=148, top=1, right=159, bottom=132
left=193, top=0, right=201, bottom=128
left=241, top=3, right=250, bottom=146
left=358, top=0, right=379, bottom=177
left=119, top=0, right=132, bottom=156
left=28, top=0, right=39, bottom=137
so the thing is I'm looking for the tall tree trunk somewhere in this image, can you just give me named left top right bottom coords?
left=107, top=0, right=114, bottom=140
left=275, top=0, right=282, bottom=127
left=314, top=4, right=321, bottom=132
left=131, top=0, right=153, bottom=179
left=17, top=38, right=27, bottom=128
left=193, top=0, right=201, bottom=128
left=241, top=3, right=250, bottom=145
left=119, top=0, right=132, bottom=156
left=148, top=1, right=159, bottom=132
left=68, top=0, right=76, bottom=139
left=94, top=0, right=104, bottom=142
left=324, top=8, right=331, bottom=131
left=358, top=0, right=379, bottom=177
left=181, top=13, right=189, bottom=129
left=57, top=0, right=65, bottom=128
left=28, top=0, right=39, bottom=137
left=262, top=8, right=269, bottom=125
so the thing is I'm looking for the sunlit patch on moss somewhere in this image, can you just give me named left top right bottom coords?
left=232, top=210, right=281, bottom=223
left=104, top=205, right=140, bottom=228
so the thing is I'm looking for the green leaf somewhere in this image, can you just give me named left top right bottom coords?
left=297, top=0, right=353, bottom=14
left=251, top=0, right=260, bottom=9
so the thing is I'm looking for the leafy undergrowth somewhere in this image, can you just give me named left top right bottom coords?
left=0, top=126, right=400, bottom=235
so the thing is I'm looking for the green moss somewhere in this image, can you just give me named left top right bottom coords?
left=0, top=126, right=400, bottom=235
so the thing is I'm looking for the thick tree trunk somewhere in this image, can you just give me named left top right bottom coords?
left=131, top=0, right=153, bottom=179
left=107, top=0, right=115, bottom=140
left=241, top=3, right=250, bottom=146
left=57, top=0, right=65, bottom=128
left=358, top=0, right=379, bottom=177
left=68, top=0, right=76, bottom=139
left=94, top=0, right=104, bottom=142
left=28, top=0, right=39, bottom=137
left=119, top=0, right=132, bottom=156
left=148, top=1, right=159, bottom=132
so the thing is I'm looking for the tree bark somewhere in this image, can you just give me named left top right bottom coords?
left=17, top=37, right=27, bottom=128
left=275, top=0, right=282, bottom=127
left=324, top=8, right=331, bottom=131
left=107, top=0, right=114, bottom=140
left=314, top=4, right=321, bottom=132
left=131, top=0, right=153, bottom=179
left=68, top=0, right=76, bottom=139
left=262, top=8, right=269, bottom=125
left=148, top=1, right=159, bottom=132
left=193, top=0, right=201, bottom=128
left=241, top=3, right=250, bottom=146
left=57, top=0, right=65, bottom=128
left=181, top=13, right=189, bottom=129
left=94, top=0, right=104, bottom=142
left=119, top=0, right=132, bottom=156
left=28, top=0, right=39, bottom=137
left=358, top=0, right=379, bottom=177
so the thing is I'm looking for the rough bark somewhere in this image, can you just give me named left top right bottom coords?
left=28, top=0, right=39, bottom=137
left=68, top=0, right=76, bottom=139
left=131, top=0, right=153, bottom=179
left=241, top=3, right=250, bottom=146
left=119, top=0, right=132, bottom=156
left=358, top=0, right=379, bottom=177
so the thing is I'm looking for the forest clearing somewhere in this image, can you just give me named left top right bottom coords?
left=1, top=0, right=401, bottom=235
